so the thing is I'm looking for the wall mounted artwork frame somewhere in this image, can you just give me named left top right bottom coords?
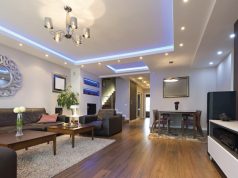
left=83, top=88, right=99, bottom=96
left=53, top=74, right=66, bottom=93
left=83, top=78, right=100, bottom=88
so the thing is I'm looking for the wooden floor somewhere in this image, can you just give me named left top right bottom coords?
left=55, top=118, right=223, bottom=178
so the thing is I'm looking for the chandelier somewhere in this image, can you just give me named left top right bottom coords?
left=44, top=6, right=90, bottom=46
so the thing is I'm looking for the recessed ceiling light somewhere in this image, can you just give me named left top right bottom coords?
left=19, top=43, right=23, bottom=47
left=64, top=62, right=67, bottom=65
left=230, top=33, right=236, bottom=39
left=45, top=54, right=49, bottom=57
left=165, top=53, right=169, bottom=56
left=139, top=56, right=143, bottom=60
left=217, top=51, right=223, bottom=55
left=98, top=62, right=102, bottom=65
left=169, top=60, right=174, bottom=64
left=179, top=43, right=184, bottom=47
left=183, top=0, right=189, bottom=3
left=117, top=60, right=120, bottom=63
left=138, top=77, right=143, bottom=80
left=181, top=26, right=186, bottom=31
left=209, top=62, right=214, bottom=65
left=81, top=65, right=84, bottom=68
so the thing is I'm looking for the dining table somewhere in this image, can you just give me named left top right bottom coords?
left=157, top=111, right=203, bottom=138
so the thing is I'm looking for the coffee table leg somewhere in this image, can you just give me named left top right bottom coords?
left=53, top=136, right=56, bottom=155
left=72, top=134, right=75, bottom=148
left=92, top=128, right=94, bottom=140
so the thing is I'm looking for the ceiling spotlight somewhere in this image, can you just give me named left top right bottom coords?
left=179, top=43, right=184, bottom=47
left=209, top=62, right=213, bottom=65
left=98, top=62, right=102, bottom=65
left=45, top=54, right=49, bottom=57
left=19, top=43, right=23, bottom=47
left=183, top=0, right=189, bottom=3
left=117, top=60, right=121, bottom=63
left=181, top=26, right=186, bottom=31
left=217, top=51, right=223, bottom=55
left=81, top=65, right=84, bottom=68
left=139, top=56, right=143, bottom=60
left=230, top=33, right=236, bottom=39
left=138, top=77, right=143, bottom=80
left=165, top=53, right=169, bottom=56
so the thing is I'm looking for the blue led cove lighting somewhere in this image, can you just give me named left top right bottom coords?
left=0, top=25, right=75, bottom=63
left=0, top=25, right=174, bottom=65
left=107, top=65, right=149, bottom=73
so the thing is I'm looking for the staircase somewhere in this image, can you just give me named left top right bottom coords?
left=102, top=91, right=115, bottom=109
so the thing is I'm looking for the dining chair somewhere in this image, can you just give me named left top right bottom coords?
left=181, top=110, right=203, bottom=137
left=152, top=110, right=170, bottom=133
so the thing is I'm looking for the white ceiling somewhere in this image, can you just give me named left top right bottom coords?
left=0, top=0, right=237, bottom=77
left=0, top=0, right=173, bottom=64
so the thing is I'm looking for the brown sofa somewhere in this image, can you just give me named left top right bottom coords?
left=0, top=147, right=17, bottom=178
left=0, top=108, right=66, bottom=134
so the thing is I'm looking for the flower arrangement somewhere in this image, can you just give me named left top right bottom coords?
left=13, top=106, right=26, bottom=137
left=13, top=106, right=26, bottom=113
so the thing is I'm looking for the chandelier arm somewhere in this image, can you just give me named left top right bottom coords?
left=49, top=30, right=65, bottom=36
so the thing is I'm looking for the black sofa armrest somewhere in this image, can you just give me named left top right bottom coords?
left=101, top=116, right=123, bottom=136
left=57, top=115, right=70, bottom=123
left=79, top=115, right=98, bottom=124
left=0, top=147, right=17, bottom=178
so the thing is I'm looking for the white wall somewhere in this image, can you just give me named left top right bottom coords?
left=216, top=53, right=234, bottom=91
left=0, top=44, right=70, bottom=114
left=115, top=77, right=130, bottom=119
left=150, top=67, right=217, bottom=129
left=71, top=68, right=101, bottom=116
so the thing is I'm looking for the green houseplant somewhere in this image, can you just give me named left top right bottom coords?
left=57, top=86, right=79, bottom=110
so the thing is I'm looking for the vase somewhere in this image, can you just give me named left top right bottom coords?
left=16, top=113, right=23, bottom=137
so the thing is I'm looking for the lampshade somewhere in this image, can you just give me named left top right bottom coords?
left=54, top=32, right=63, bottom=43
left=70, top=105, right=79, bottom=109
left=70, top=17, right=78, bottom=29
left=44, top=17, right=53, bottom=29
left=74, top=35, right=82, bottom=45
left=83, top=28, right=90, bottom=39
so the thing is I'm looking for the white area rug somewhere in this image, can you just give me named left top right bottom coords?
left=17, top=135, right=115, bottom=178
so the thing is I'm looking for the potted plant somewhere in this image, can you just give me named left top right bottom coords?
left=57, top=86, right=79, bottom=113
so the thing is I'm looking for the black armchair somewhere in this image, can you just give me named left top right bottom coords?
left=79, top=109, right=123, bottom=136
left=0, top=147, right=17, bottom=178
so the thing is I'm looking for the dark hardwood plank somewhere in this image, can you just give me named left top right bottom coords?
left=54, top=118, right=223, bottom=178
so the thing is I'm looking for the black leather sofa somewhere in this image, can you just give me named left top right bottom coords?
left=79, top=109, right=123, bottom=136
left=0, top=147, right=17, bottom=178
left=0, top=108, right=68, bottom=134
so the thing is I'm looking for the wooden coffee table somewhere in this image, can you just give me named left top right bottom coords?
left=0, top=130, right=57, bottom=155
left=47, top=124, right=94, bottom=148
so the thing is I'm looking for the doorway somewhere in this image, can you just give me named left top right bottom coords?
left=145, top=94, right=150, bottom=118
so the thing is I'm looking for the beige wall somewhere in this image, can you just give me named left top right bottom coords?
left=0, top=44, right=70, bottom=114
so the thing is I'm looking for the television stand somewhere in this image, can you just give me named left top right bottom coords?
left=208, top=120, right=238, bottom=178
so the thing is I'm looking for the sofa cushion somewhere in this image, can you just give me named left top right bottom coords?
left=0, top=126, right=16, bottom=134
left=97, top=109, right=116, bottom=120
left=0, top=109, right=17, bottom=127
left=23, top=108, right=46, bottom=124
left=38, top=114, right=58, bottom=123
left=24, top=122, right=63, bottom=131
left=91, top=120, right=103, bottom=129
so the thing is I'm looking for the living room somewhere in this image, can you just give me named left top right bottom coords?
left=1, top=0, right=238, bottom=178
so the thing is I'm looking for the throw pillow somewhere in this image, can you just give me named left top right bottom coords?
left=38, top=114, right=58, bottom=123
